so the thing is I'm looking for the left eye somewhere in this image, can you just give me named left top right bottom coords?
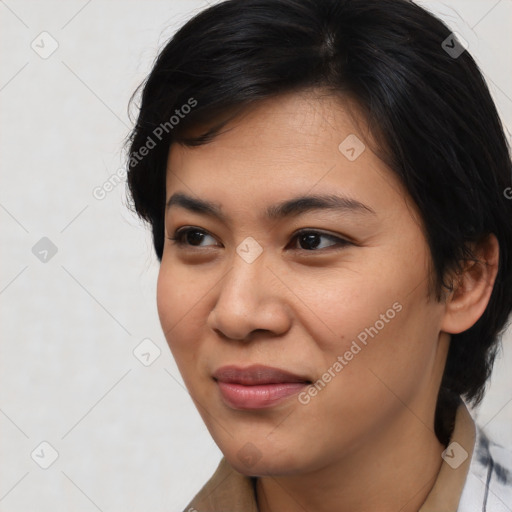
left=290, top=230, right=350, bottom=251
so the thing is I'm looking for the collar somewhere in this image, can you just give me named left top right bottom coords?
left=419, top=400, right=476, bottom=511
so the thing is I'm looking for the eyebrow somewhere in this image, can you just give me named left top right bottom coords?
left=166, top=192, right=376, bottom=222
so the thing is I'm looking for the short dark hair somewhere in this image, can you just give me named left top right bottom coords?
left=126, top=0, right=512, bottom=444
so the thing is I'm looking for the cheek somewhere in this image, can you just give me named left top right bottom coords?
left=313, top=287, right=441, bottom=420
left=296, top=248, right=437, bottom=389
left=276, top=258, right=410, bottom=356
left=156, top=265, right=178, bottom=337
left=156, top=263, right=207, bottom=354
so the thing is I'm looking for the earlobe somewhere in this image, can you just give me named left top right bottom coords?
left=440, top=234, right=500, bottom=335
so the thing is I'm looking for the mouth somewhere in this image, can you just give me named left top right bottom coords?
left=212, top=364, right=312, bottom=410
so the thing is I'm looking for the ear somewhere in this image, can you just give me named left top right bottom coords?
left=440, top=234, right=500, bottom=335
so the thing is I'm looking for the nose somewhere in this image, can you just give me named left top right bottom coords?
left=207, top=255, right=292, bottom=341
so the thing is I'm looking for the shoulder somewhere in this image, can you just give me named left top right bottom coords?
left=458, top=426, right=512, bottom=512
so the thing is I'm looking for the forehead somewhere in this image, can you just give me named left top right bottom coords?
left=168, top=90, right=367, bottom=166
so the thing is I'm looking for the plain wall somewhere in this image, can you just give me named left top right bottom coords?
left=1, top=1, right=511, bottom=510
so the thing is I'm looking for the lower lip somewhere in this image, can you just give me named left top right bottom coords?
left=216, top=381, right=308, bottom=409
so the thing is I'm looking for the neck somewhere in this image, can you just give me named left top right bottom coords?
left=256, top=408, right=445, bottom=512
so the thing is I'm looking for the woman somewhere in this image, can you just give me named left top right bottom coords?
left=126, top=0, right=512, bottom=510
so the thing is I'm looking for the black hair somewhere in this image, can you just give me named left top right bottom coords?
left=125, top=0, right=512, bottom=445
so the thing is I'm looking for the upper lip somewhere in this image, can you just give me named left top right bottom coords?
left=212, top=364, right=312, bottom=385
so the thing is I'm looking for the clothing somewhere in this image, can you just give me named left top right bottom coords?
left=183, top=402, right=512, bottom=511
left=458, top=423, right=512, bottom=511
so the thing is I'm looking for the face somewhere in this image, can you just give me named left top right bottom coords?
left=157, top=90, right=448, bottom=476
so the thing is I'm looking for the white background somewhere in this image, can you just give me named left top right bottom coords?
left=0, top=1, right=511, bottom=511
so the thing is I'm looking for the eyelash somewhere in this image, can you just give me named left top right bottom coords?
left=166, top=227, right=352, bottom=252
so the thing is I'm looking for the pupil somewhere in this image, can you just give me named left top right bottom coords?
left=301, top=233, right=320, bottom=250
left=188, top=231, right=204, bottom=245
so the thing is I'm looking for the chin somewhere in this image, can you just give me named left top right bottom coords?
left=223, top=443, right=310, bottom=477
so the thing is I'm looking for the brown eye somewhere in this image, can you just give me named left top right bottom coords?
left=167, top=227, right=220, bottom=247
left=291, top=230, right=351, bottom=251
left=183, top=229, right=207, bottom=246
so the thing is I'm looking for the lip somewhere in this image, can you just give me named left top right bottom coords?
left=213, top=365, right=312, bottom=409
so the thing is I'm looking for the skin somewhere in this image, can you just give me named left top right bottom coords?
left=156, top=90, right=499, bottom=512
